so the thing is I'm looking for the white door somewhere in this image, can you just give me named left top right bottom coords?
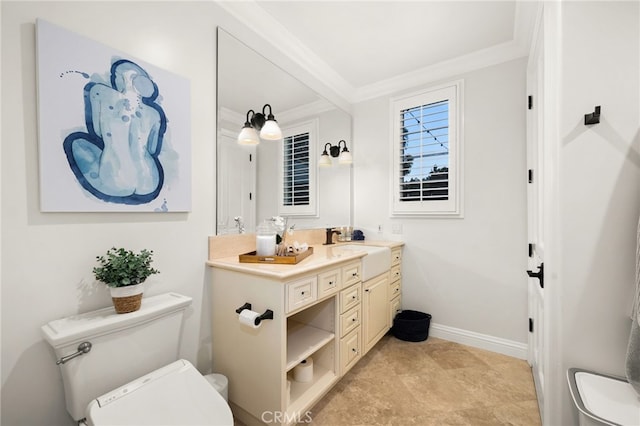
left=526, top=12, right=545, bottom=419
left=217, top=130, right=256, bottom=233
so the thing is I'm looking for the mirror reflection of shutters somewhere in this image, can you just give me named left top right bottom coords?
left=283, top=132, right=310, bottom=206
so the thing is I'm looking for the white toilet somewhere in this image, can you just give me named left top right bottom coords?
left=41, top=292, right=233, bottom=425
left=567, top=368, right=640, bottom=426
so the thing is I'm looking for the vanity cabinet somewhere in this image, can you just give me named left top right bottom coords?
left=363, top=272, right=391, bottom=354
left=361, top=246, right=403, bottom=355
left=389, top=247, right=403, bottom=326
left=208, top=242, right=401, bottom=426
left=210, top=259, right=361, bottom=426
left=337, top=261, right=362, bottom=375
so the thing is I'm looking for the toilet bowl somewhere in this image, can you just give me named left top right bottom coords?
left=42, top=292, right=233, bottom=425
left=567, top=368, right=640, bottom=426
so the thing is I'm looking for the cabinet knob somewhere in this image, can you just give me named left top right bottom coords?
left=365, top=289, right=370, bottom=292
left=352, top=348, right=358, bottom=353
left=352, top=318, right=357, bottom=322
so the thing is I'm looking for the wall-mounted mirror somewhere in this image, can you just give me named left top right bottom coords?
left=216, top=27, right=352, bottom=234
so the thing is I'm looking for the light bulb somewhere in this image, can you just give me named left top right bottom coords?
left=237, top=126, right=260, bottom=145
left=260, top=120, right=282, bottom=141
left=318, top=153, right=332, bottom=167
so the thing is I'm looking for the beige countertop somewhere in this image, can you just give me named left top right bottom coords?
left=206, top=241, right=403, bottom=280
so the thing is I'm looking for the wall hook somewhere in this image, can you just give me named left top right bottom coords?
left=584, top=106, right=601, bottom=125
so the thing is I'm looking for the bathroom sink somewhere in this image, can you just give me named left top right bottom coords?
left=333, top=244, right=391, bottom=281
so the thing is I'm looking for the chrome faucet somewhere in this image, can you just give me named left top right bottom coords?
left=324, top=228, right=341, bottom=245
left=234, top=216, right=245, bottom=234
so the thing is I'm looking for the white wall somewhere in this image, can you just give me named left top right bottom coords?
left=557, top=2, right=640, bottom=424
left=353, top=58, right=529, bottom=347
left=1, top=3, right=353, bottom=425
left=1, top=2, right=215, bottom=425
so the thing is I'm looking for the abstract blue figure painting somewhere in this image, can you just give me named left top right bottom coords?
left=36, top=19, right=191, bottom=212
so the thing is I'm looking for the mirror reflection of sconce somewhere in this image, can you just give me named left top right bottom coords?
left=319, top=140, right=352, bottom=167
left=237, top=104, right=282, bottom=145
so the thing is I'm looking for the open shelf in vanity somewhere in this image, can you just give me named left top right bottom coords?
left=286, top=322, right=334, bottom=369
left=285, top=297, right=338, bottom=415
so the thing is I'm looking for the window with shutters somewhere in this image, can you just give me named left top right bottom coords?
left=391, top=80, right=463, bottom=217
left=279, top=120, right=318, bottom=216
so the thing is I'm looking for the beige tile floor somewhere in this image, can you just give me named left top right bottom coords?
left=234, top=334, right=541, bottom=426
left=302, top=334, right=541, bottom=425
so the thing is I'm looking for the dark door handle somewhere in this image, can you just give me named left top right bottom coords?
left=527, top=263, right=544, bottom=289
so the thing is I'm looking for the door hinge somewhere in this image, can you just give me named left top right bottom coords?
left=528, top=243, right=534, bottom=257
left=528, top=95, right=533, bottom=110
left=528, top=169, right=534, bottom=183
left=529, top=318, right=534, bottom=333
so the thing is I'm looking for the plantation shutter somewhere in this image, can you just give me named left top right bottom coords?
left=391, top=81, right=462, bottom=217
left=399, top=99, right=449, bottom=202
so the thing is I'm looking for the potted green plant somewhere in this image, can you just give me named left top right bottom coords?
left=93, top=247, right=160, bottom=314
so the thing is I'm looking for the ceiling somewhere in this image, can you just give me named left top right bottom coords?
left=219, top=0, right=538, bottom=104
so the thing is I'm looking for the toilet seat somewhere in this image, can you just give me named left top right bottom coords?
left=86, top=359, right=233, bottom=426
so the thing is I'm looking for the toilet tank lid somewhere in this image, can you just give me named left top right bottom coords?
left=41, top=293, right=192, bottom=347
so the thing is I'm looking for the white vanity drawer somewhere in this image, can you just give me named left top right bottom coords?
left=389, top=280, right=401, bottom=299
left=391, top=248, right=402, bottom=266
left=339, top=283, right=361, bottom=313
left=342, top=261, right=361, bottom=288
left=390, top=264, right=401, bottom=281
left=340, top=328, right=361, bottom=375
left=340, top=305, right=361, bottom=337
left=318, top=268, right=341, bottom=298
left=286, top=276, right=318, bottom=313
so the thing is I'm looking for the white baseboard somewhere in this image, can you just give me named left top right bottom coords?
left=429, top=322, right=528, bottom=360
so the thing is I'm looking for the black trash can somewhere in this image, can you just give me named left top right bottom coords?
left=392, top=310, right=431, bottom=342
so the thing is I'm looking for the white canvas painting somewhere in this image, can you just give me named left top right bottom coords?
left=36, top=19, right=191, bottom=212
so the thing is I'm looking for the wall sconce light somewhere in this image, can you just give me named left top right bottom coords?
left=319, top=140, right=352, bottom=167
left=237, top=104, right=282, bottom=145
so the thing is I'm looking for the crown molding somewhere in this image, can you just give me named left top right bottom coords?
left=219, top=107, right=244, bottom=126
left=218, top=1, right=537, bottom=106
left=216, top=1, right=355, bottom=105
left=352, top=38, right=529, bottom=103
left=353, top=2, right=537, bottom=102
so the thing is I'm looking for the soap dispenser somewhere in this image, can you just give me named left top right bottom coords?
left=256, top=220, right=276, bottom=256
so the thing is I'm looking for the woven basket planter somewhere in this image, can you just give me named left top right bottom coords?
left=110, top=283, right=144, bottom=314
